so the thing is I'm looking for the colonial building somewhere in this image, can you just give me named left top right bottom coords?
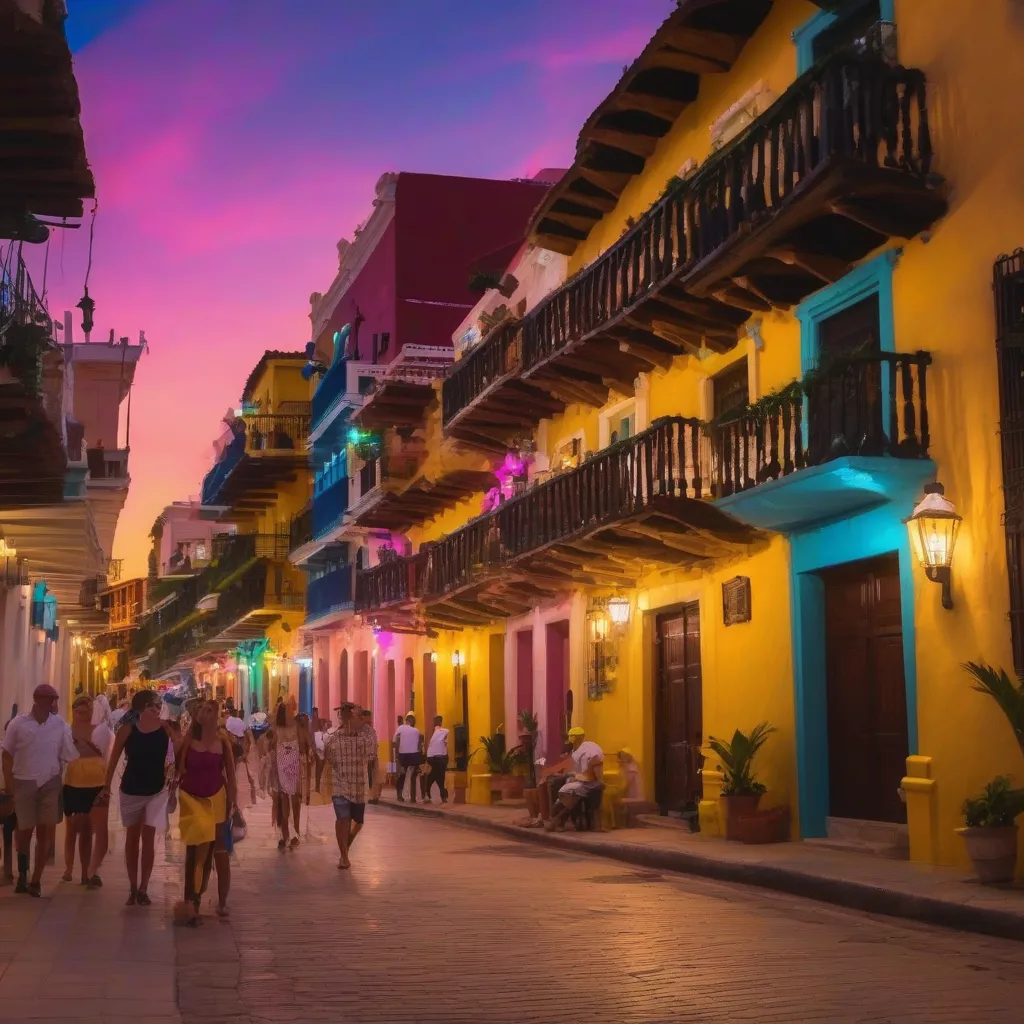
left=292, top=169, right=563, bottom=729
left=350, top=0, right=1024, bottom=868
left=132, top=352, right=311, bottom=709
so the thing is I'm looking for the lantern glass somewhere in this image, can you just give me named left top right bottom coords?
left=451, top=650, right=463, bottom=668
left=590, top=613, right=609, bottom=643
left=607, top=596, right=631, bottom=628
left=909, top=514, right=960, bottom=570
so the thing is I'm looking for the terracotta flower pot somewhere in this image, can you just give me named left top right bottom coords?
left=956, top=825, right=1018, bottom=884
left=720, top=793, right=762, bottom=841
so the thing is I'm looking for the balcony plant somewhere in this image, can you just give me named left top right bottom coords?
left=708, top=722, right=775, bottom=840
left=480, top=731, right=527, bottom=801
left=956, top=776, right=1024, bottom=883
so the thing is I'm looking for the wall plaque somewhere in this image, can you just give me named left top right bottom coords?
left=722, top=576, right=752, bottom=626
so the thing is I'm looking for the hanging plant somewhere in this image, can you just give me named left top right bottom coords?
left=0, top=320, right=52, bottom=398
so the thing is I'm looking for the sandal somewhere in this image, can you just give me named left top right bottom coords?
left=125, top=889, right=137, bottom=906
left=216, top=905, right=229, bottom=918
left=26, top=882, right=41, bottom=898
left=61, top=871, right=73, bottom=882
left=289, top=837, right=299, bottom=848
left=278, top=838, right=286, bottom=850
left=85, top=875, right=103, bottom=890
left=137, top=891, right=152, bottom=906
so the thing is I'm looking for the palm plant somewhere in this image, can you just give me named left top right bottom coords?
left=479, top=733, right=526, bottom=776
left=962, top=662, right=1024, bottom=759
left=962, top=775, right=1024, bottom=828
left=708, top=722, right=776, bottom=796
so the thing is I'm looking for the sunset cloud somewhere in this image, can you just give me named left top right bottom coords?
left=47, top=0, right=670, bottom=577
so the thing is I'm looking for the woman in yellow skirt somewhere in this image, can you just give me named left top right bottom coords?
left=174, top=699, right=236, bottom=925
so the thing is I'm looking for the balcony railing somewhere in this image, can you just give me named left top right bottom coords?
left=312, top=358, right=348, bottom=426
left=0, top=248, right=49, bottom=327
left=313, top=475, right=349, bottom=537
left=86, top=447, right=129, bottom=481
left=422, top=416, right=706, bottom=598
left=442, top=53, right=937, bottom=431
left=360, top=353, right=934, bottom=613
left=289, top=506, right=313, bottom=552
left=307, top=564, right=354, bottom=619
left=355, top=555, right=425, bottom=612
left=711, top=352, right=931, bottom=498
left=202, top=433, right=245, bottom=505
left=243, top=413, right=310, bottom=453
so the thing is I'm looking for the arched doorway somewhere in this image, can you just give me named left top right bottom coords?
left=422, top=653, right=437, bottom=733
left=340, top=649, right=349, bottom=704
left=386, top=659, right=396, bottom=735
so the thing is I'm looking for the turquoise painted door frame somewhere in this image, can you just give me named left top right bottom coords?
left=789, top=461, right=933, bottom=838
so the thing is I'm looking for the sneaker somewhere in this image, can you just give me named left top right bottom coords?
left=14, top=877, right=28, bottom=894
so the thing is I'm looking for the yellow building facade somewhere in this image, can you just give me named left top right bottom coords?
left=330, top=0, right=1024, bottom=869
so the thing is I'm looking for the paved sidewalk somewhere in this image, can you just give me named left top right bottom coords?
left=0, top=818, right=182, bottom=1022
left=375, top=792, right=1024, bottom=941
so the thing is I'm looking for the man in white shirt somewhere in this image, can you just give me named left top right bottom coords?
left=545, top=726, right=604, bottom=832
left=423, top=715, right=450, bottom=804
left=393, top=713, right=423, bottom=803
left=0, top=684, right=78, bottom=896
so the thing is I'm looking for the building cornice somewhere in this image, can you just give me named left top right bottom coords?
left=309, top=172, right=398, bottom=341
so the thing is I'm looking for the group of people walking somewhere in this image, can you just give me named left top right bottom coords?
left=0, top=684, right=398, bottom=919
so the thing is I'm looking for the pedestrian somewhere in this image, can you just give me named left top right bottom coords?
left=393, top=713, right=423, bottom=803
left=268, top=696, right=306, bottom=849
left=225, top=709, right=255, bottom=810
left=360, top=708, right=380, bottom=804
left=424, top=714, right=450, bottom=804
left=100, top=690, right=174, bottom=906
left=0, top=684, right=77, bottom=896
left=322, top=703, right=375, bottom=869
left=61, top=694, right=115, bottom=888
left=174, top=699, right=236, bottom=925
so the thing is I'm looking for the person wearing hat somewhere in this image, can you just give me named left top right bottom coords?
left=0, top=684, right=78, bottom=896
left=545, top=726, right=605, bottom=833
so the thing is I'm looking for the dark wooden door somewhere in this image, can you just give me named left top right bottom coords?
left=822, top=553, right=909, bottom=823
left=808, top=293, right=883, bottom=461
left=655, top=603, right=703, bottom=812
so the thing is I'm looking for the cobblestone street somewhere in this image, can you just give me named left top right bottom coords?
left=5, top=802, right=1024, bottom=1022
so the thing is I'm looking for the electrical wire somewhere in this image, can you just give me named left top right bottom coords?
left=84, top=199, right=98, bottom=290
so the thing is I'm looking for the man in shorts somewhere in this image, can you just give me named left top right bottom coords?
left=322, top=703, right=375, bottom=869
left=0, top=684, right=78, bottom=896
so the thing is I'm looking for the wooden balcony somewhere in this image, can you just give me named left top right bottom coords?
left=374, top=417, right=754, bottom=629
left=711, top=352, right=931, bottom=500
left=201, top=411, right=310, bottom=513
left=442, top=53, right=945, bottom=451
left=360, top=352, right=937, bottom=623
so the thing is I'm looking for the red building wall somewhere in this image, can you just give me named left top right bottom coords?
left=392, top=173, right=552, bottom=357
left=317, top=172, right=552, bottom=364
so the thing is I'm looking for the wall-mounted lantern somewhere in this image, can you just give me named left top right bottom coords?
left=607, top=596, right=631, bottom=630
left=904, top=482, right=961, bottom=610
left=451, top=650, right=464, bottom=668
left=429, top=651, right=438, bottom=664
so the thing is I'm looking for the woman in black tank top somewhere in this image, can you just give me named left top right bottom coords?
left=101, top=691, right=172, bottom=905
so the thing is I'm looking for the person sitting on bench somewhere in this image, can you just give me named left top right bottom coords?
left=545, top=727, right=603, bottom=832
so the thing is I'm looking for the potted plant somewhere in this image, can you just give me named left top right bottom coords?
left=518, top=709, right=540, bottom=817
left=708, top=722, right=775, bottom=840
left=956, top=776, right=1024, bottom=883
left=480, top=733, right=527, bottom=801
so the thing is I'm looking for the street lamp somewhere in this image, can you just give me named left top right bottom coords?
left=904, top=482, right=961, bottom=610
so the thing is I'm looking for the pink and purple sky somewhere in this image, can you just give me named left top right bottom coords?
left=40, top=0, right=670, bottom=577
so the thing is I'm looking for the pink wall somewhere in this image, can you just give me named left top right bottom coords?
left=516, top=629, right=534, bottom=720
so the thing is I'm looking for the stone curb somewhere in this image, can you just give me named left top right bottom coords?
left=373, top=800, right=1024, bottom=943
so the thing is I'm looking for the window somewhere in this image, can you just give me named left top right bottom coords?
left=379, top=332, right=390, bottom=355
left=712, top=360, right=750, bottom=422
left=793, top=0, right=894, bottom=74
left=995, top=252, right=1024, bottom=673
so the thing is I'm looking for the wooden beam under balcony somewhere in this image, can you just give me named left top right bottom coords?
left=352, top=380, right=435, bottom=432
left=529, top=0, right=773, bottom=256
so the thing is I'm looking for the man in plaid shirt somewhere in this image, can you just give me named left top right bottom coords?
left=323, top=703, right=376, bottom=869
